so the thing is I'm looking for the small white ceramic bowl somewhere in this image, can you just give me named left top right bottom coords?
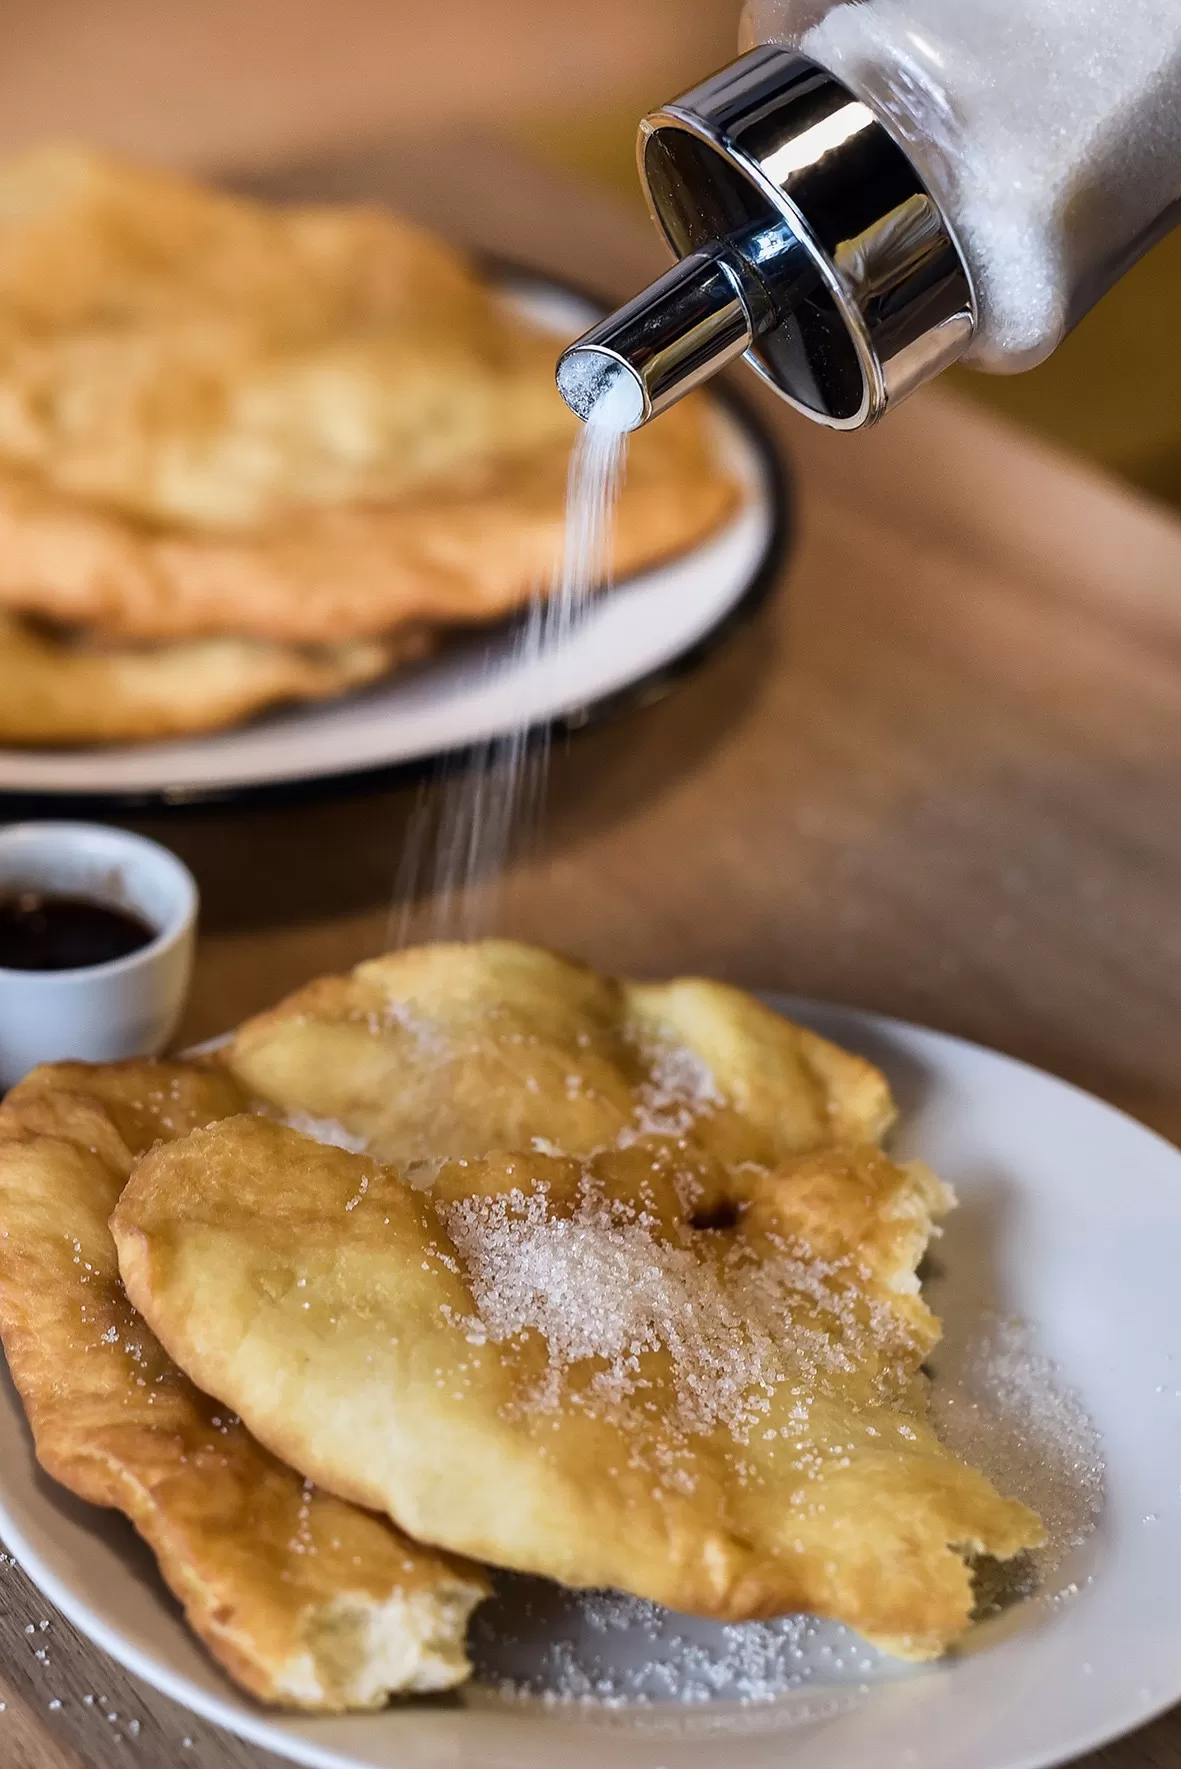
left=0, top=822, right=197, bottom=1092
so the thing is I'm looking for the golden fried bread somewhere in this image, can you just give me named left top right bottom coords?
left=0, top=414, right=733, bottom=644
left=0, top=1061, right=487, bottom=1708
left=0, top=611, right=426, bottom=745
left=0, top=145, right=565, bottom=528
left=0, top=146, right=739, bottom=643
left=113, top=1116, right=1042, bottom=1659
left=222, top=940, right=895, bottom=1168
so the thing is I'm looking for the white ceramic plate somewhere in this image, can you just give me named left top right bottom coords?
left=0, top=279, right=786, bottom=813
left=3, top=1000, right=1181, bottom=1769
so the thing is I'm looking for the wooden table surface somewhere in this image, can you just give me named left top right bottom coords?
left=3, top=139, right=1181, bottom=1769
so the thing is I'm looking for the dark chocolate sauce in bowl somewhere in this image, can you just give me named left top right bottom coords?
left=0, top=892, right=154, bottom=972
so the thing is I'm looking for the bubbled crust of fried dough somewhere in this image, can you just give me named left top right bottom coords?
left=113, top=1117, right=1042, bottom=1660
left=0, top=1061, right=487, bottom=1708
left=221, top=939, right=897, bottom=1169
left=0, top=612, right=428, bottom=745
left=0, top=146, right=740, bottom=643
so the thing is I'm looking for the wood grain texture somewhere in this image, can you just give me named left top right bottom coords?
left=2, top=138, right=1180, bottom=1769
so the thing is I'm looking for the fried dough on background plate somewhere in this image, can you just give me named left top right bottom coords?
left=113, top=1117, right=1042, bottom=1660
left=0, top=1061, right=487, bottom=1709
left=0, top=416, right=738, bottom=646
left=0, top=146, right=740, bottom=645
left=0, top=611, right=429, bottom=745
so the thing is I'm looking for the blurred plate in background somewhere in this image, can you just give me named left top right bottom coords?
left=0, top=276, right=789, bottom=814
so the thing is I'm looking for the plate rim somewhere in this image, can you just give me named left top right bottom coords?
left=0, top=267, right=792, bottom=818
left=1, top=1001, right=1181, bottom=1769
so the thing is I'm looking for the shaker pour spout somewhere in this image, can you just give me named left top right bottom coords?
left=556, top=252, right=752, bottom=432
left=556, top=45, right=976, bottom=431
left=557, top=219, right=817, bottom=429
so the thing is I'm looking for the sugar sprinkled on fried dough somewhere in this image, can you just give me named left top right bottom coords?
left=109, top=943, right=1041, bottom=1660
left=0, top=1059, right=487, bottom=1709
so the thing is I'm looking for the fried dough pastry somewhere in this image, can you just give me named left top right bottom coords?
left=0, top=145, right=566, bottom=528
left=0, top=419, right=734, bottom=644
left=113, top=1117, right=1043, bottom=1659
left=0, top=1060, right=487, bottom=1708
left=0, top=612, right=425, bottom=745
left=221, top=940, right=896, bottom=1168
left=0, top=145, right=739, bottom=643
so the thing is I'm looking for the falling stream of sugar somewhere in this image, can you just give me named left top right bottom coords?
left=391, top=368, right=635, bottom=941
